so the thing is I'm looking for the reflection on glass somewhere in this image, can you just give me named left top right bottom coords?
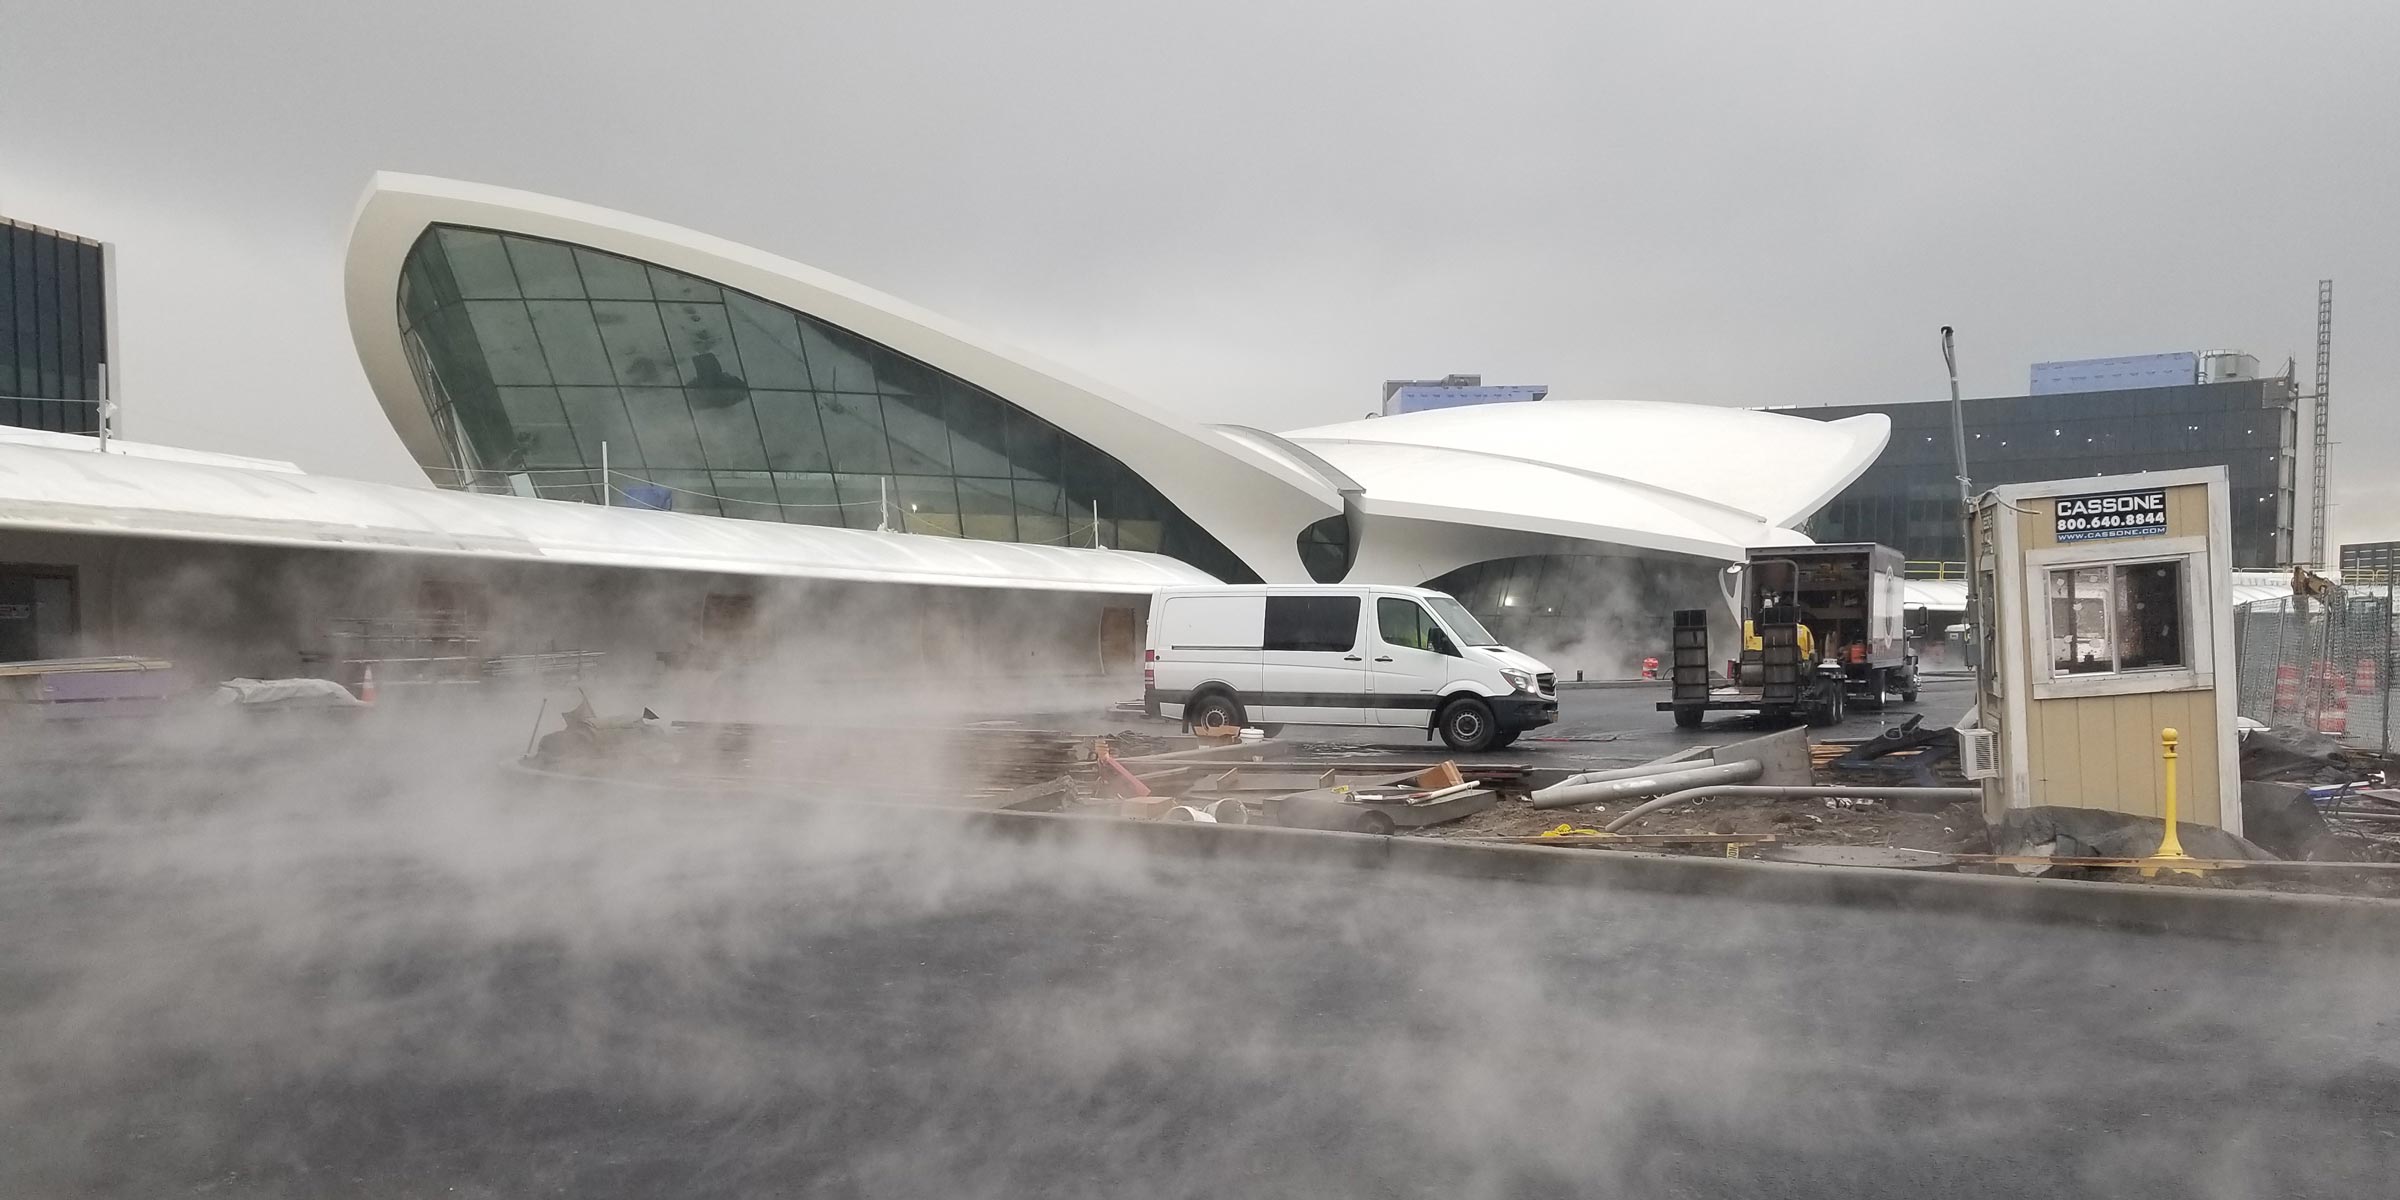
left=2116, top=561, right=2186, bottom=670
left=397, top=224, right=1257, bottom=582
left=2049, top=566, right=2112, bottom=674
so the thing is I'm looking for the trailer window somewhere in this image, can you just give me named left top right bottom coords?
left=2046, top=561, right=2185, bottom=677
left=1264, top=595, right=1359, bottom=653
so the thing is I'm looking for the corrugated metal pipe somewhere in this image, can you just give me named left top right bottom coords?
left=1529, top=760, right=1764, bottom=810
left=1602, top=785, right=1983, bottom=833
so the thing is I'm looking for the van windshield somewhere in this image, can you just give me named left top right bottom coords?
left=1425, top=596, right=1500, bottom=646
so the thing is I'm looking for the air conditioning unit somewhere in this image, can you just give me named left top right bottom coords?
left=1958, top=728, right=2000, bottom=781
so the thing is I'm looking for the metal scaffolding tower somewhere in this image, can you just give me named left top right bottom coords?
left=2309, top=279, right=2333, bottom=567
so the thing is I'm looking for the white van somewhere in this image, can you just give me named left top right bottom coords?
left=1143, top=584, right=1558, bottom=751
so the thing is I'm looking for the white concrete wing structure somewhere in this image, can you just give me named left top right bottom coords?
left=342, top=173, right=1888, bottom=598
left=346, top=173, right=1337, bottom=584
left=1280, top=400, right=1887, bottom=582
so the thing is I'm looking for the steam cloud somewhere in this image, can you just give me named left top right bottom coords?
left=0, top=551, right=2394, bottom=1196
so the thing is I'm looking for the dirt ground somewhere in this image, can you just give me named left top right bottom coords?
left=1412, top=793, right=1991, bottom=854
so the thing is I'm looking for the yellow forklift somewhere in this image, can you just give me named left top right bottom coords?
left=1658, top=543, right=1919, bottom=728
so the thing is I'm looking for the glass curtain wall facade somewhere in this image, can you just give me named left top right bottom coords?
left=0, top=218, right=108, bottom=434
left=1789, top=380, right=2297, bottom=567
left=397, top=226, right=1255, bottom=582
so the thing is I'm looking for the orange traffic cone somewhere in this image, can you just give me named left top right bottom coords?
left=358, top=664, right=378, bottom=704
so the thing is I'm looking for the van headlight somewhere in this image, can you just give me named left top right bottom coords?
left=1500, top=668, right=1537, bottom=694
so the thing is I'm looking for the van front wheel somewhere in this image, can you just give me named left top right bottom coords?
left=1436, top=697, right=1499, bottom=753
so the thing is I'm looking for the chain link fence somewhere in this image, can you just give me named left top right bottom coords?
left=2234, top=581, right=2397, bottom=753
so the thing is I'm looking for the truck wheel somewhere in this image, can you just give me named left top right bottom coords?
left=1899, top=672, right=1920, bottom=704
left=1808, top=683, right=1845, bottom=726
left=1185, top=690, right=1243, bottom=733
left=1673, top=706, right=1704, bottom=729
left=1436, top=697, right=1499, bottom=752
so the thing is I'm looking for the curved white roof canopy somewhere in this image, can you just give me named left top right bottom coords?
left=344, top=173, right=1340, bottom=581
left=1284, top=400, right=1889, bottom=567
left=0, top=438, right=1214, bottom=593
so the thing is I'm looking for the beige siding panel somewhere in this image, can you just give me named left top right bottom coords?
left=2071, top=696, right=2119, bottom=812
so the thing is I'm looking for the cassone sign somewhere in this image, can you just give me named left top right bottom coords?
left=2054, top=487, right=2168, bottom=542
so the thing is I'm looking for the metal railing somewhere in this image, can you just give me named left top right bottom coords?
left=1905, top=561, right=1968, bottom=580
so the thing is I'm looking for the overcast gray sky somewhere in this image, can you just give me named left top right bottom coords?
left=4, top=0, right=2395, bottom=544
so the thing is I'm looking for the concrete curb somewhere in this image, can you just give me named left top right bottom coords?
left=958, top=807, right=2400, bottom=951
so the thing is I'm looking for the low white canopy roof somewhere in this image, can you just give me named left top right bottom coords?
left=1284, top=400, right=1889, bottom=562
left=0, top=435, right=1214, bottom=594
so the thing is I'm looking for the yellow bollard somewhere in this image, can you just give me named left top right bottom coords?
left=2144, top=727, right=2196, bottom=871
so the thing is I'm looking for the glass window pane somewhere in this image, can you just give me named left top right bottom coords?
left=1013, top=479, right=1066, bottom=544
left=590, top=301, right=678, bottom=386
left=956, top=476, right=1017, bottom=541
left=752, top=390, right=832, bottom=472
left=659, top=301, right=744, bottom=392
left=797, top=318, right=880, bottom=392
left=1378, top=597, right=1431, bottom=650
left=2117, top=562, right=2186, bottom=670
left=649, top=265, right=721, bottom=303
left=1116, top=519, right=1163, bottom=553
left=575, top=248, right=653, bottom=300
left=2048, top=566, right=2112, bottom=674
left=818, top=393, right=893, bottom=474
left=1007, top=411, right=1061, bottom=481
left=437, top=228, right=520, bottom=298
left=833, top=473, right=891, bottom=530
left=622, top=386, right=706, bottom=469
left=463, top=301, right=552, bottom=386
left=896, top=476, right=962, bottom=536
left=645, top=470, right=721, bottom=517
left=725, top=292, right=813, bottom=389
left=946, top=388, right=1011, bottom=478
left=772, top=471, right=844, bottom=527
left=557, top=386, right=642, bottom=470
left=495, top=387, right=581, bottom=470
left=524, top=301, right=616, bottom=386
left=690, top=397, right=770, bottom=470
left=504, top=236, right=584, bottom=299
left=1264, top=595, right=1360, bottom=653
left=881, top=393, right=953, bottom=475
left=710, top=471, right=784, bottom=522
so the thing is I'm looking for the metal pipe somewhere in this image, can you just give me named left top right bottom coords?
left=1603, top=785, right=1984, bottom=832
left=1529, top=759, right=1764, bottom=810
left=1534, top=747, right=1715, bottom=797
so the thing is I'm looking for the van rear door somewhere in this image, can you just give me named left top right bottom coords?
left=1257, top=593, right=1369, bottom=725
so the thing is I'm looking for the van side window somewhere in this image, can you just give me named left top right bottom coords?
left=1263, top=595, right=1360, bottom=653
left=1377, top=597, right=1458, bottom=657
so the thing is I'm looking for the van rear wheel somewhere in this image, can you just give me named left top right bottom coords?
left=1436, top=697, right=1499, bottom=753
left=1186, top=690, right=1244, bottom=734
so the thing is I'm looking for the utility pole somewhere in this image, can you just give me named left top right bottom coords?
left=2308, top=279, right=2332, bottom=567
left=1941, top=327, right=1970, bottom=511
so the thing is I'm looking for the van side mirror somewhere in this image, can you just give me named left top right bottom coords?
left=1431, top=627, right=1459, bottom=657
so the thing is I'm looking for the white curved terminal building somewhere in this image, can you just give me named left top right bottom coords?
left=0, top=173, right=1885, bottom=688
left=342, top=174, right=1885, bottom=656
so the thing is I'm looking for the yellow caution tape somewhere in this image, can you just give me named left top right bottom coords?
left=1538, top=823, right=1611, bottom=838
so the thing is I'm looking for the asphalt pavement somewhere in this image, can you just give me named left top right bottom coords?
left=2, top=726, right=2395, bottom=1199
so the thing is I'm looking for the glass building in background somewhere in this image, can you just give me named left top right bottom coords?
left=1785, top=379, right=2298, bottom=568
left=0, top=217, right=110, bottom=435
left=397, top=225, right=1255, bottom=581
